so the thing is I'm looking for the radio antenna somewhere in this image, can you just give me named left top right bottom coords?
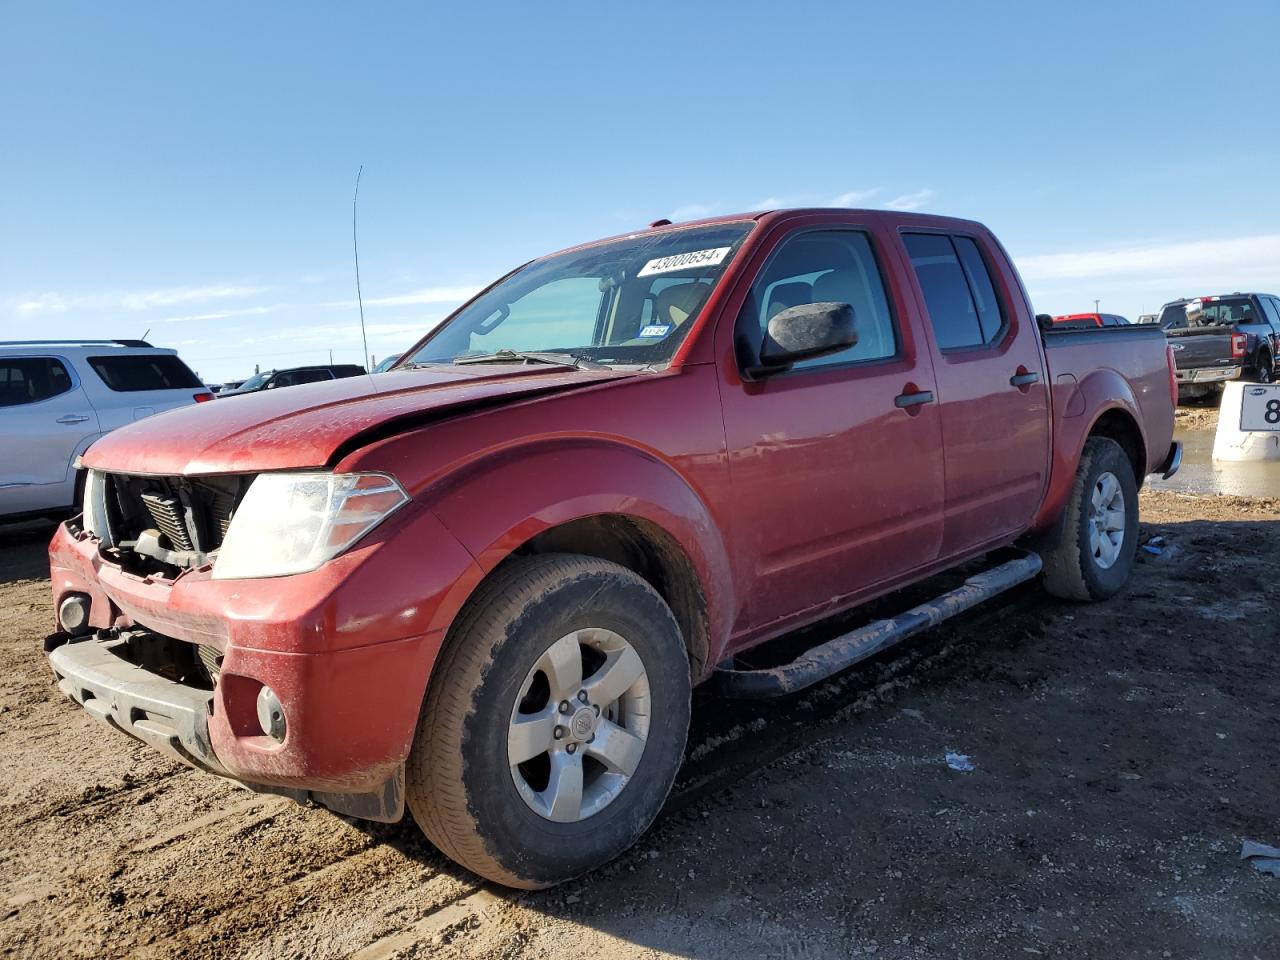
left=352, top=165, right=370, bottom=371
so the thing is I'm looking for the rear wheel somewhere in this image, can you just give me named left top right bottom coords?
left=1251, top=352, right=1274, bottom=383
left=1041, top=437, right=1139, bottom=601
left=406, top=554, right=690, bottom=889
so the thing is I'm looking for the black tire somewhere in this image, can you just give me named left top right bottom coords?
left=1041, top=437, right=1140, bottom=602
left=1250, top=353, right=1274, bottom=384
left=406, top=554, right=690, bottom=889
left=70, top=469, right=87, bottom=516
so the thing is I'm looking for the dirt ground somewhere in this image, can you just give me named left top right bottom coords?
left=2, top=432, right=1278, bottom=958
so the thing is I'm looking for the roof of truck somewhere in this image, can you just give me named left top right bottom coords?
left=543, top=207, right=983, bottom=260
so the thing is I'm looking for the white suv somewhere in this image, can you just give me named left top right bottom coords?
left=1, top=340, right=211, bottom=520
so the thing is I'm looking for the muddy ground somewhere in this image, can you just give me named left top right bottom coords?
left=2, top=428, right=1278, bottom=958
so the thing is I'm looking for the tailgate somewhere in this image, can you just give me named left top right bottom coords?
left=1166, top=330, right=1236, bottom=370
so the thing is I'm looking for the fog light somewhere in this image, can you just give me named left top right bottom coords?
left=256, top=686, right=287, bottom=742
left=58, top=593, right=92, bottom=635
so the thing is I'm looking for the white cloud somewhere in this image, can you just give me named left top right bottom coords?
left=1016, top=234, right=1280, bottom=282
left=13, top=283, right=269, bottom=315
left=884, top=189, right=936, bottom=211
left=322, top=284, right=481, bottom=309
left=832, top=188, right=881, bottom=206
left=160, top=305, right=277, bottom=323
left=669, top=203, right=715, bottom=221
left=240, top=319, right=435, bottom=347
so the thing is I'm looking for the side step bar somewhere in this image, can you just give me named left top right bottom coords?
left=712, top=552, right=1043, bottom=699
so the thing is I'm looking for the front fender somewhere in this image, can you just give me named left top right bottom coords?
left=418, top=439, right=735, bottom=667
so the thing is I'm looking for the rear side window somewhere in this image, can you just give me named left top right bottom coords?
left=0, top=357, right=74, bottom=407
left=904, top=233, right=1007, bottom=350
left=88, top=354, right=203, bottom=392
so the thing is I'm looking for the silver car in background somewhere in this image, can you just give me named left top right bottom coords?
left=1, top=340, right=211, bottom=520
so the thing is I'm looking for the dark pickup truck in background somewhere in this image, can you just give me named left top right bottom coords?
left=217, top=363, right=367, bottom=397
left=1160, top=293, right=1280, bottom=398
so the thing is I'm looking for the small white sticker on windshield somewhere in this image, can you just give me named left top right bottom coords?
left=638, top=324, right=672, bottom=338
left=637, top=246, right=731, bottom=277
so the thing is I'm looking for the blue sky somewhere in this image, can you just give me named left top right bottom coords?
left=3, top=0, right=1279, bottom=382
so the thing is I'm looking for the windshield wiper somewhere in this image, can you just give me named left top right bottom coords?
left=452, top=349, right=608, bottom=370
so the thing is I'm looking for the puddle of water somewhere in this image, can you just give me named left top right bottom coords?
left=1147, top=425, right=1280, bottom=497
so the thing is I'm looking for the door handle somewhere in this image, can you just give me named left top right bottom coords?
left=1010, top=371, right=1041, bottom=387
left=56, top=414, right=90, bottom=424
left=894, top=390, right=935, bottom=408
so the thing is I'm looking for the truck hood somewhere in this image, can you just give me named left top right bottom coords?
left=83, top=365, right=635, bottom=476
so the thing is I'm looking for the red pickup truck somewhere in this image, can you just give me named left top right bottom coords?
left=45, top=209, right=1179, bottom=888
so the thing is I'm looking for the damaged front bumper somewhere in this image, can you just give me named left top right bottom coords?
left=47, top=630, right=223, bottom=773
left=45, top=628, right=406, bottom=822
left=44, top=508, right=481, bottom=823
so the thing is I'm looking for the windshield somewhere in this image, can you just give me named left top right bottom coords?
left=407, top=222, right=754, bottom=369
left=235, top=372, right=271, bottom=391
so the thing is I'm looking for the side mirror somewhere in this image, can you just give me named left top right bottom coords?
left=265, top=381, right=278, bottom=389
left=1035, top=314, right=1055, bottom=333
left=753, top=302, right=857, bottom=375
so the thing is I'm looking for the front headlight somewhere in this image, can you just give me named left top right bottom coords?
left=212, top=472, right=409, bottom=580
left=82, top=469, right=113, bottom=544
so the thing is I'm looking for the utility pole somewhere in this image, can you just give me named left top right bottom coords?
left=329, top=348, right=333, bottom=365
left=1093, top=299, right=1100, bottom=314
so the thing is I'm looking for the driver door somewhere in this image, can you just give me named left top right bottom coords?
left=717, top=226, right=945, bottom=637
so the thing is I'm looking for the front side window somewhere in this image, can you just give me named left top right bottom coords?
left=904, top=233, right=1008, bottom=350
left=0, top=357, right=74, bottom=407
left=88, top=354, right=203, bottom=392
left=738, top=230, right=898, bottom=372
left=408, top=222, right=753, bottom=369
left=1257, top=296, right=1280, bottom=330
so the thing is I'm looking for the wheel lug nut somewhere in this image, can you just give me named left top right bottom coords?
left=553, top=726, right=565, bottom=740
left=559, top=700, right=571, bottom=713
left=567, top=743, right=577, bottom=754
left=577, top=690, right=589, bottom=703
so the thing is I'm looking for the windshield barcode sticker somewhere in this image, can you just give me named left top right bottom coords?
left=637, top=247, right=731, bottom=277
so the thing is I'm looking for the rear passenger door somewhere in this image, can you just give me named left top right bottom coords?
left=0, top=356, right=101, bottom=515
left=718, top=225, right=945, bottom=635
left=901, top=231, right=1051, bottom=558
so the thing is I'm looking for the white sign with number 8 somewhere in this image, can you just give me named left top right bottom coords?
left=1239, top=385, right=1280, bottom=432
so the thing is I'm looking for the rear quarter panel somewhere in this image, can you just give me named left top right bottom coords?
left=1035, top=327, right=1175, bottom=529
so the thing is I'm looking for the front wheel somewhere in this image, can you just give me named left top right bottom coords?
left=1041, top=437, right=1140, bottom=601
left=406, top=554, right=691, bottom=889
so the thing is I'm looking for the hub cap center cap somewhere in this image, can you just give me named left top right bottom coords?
left=569, top=707, right=596, bottom=740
